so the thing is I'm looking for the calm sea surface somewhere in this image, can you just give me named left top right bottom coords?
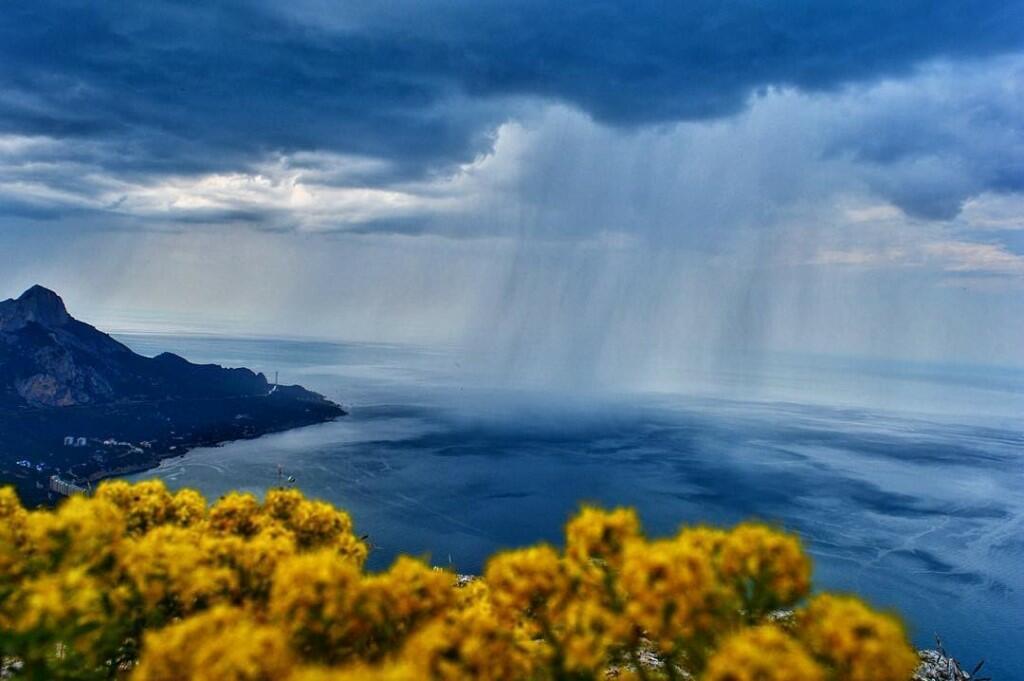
left=119, top=334, right=1024, bottom=678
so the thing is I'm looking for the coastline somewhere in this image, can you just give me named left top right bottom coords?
left=1, top=390, right=345, bottom=506
left=86, top=408, right=346, bottom=484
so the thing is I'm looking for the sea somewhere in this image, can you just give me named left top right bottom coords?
left=118, top=333, right=1024, bottom=678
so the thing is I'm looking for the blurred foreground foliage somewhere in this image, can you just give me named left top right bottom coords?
left=0, top=481, right=919, bottom=681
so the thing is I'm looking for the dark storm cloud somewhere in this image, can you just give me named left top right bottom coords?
left=2, top=0, right=1022, bottom=178
left=0, top=1, right=504, bottom=176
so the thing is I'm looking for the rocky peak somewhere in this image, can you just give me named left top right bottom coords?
left=0, top=285, right=71, bottom=331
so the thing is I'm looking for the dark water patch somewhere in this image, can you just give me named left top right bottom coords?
left=891, top=549, right=963, bottom=575
left=847, top=488, right=955, bottom=519
left=884, top=549, right=987, bottom=586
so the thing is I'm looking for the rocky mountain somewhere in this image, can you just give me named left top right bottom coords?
left=0, top=285, right=272, bottom=408
left=0, top=285, right=344, bottom=505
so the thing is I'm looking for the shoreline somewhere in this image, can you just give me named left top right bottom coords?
left=1, top=391, right=345, bottom=506
left=83, top=411, right=344, bottom=486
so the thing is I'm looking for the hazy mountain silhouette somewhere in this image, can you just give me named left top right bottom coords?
left=1, top=285, right=274, bottom=408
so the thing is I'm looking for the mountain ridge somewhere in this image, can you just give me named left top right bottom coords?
left=0, top=285, right=72, bottom=330
left=0, top=286, right=278, bottom=408
left=0, top=285, right=344, bottom=505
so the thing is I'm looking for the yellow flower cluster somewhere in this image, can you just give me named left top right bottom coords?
left=705, top=624, right=823, bottom=681
left=132, top=605, right=296, bottom=681
left=798, top=595, right=920, bottom=681
left=0, top=484, right=920, bottom=681
left=719, top=522, right=812, bottom=618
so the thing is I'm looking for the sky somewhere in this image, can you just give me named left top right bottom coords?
left=1, top=0, right=1023, bottom=383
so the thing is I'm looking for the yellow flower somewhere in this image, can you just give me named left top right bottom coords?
left=676, top=526, right=727, bottom=555
left=359, top=557, right=455, bottom=628
left=0, top=485, right=25, bottom=520
left=703, top=624, right=825, bottom=681
left=132, top=605, right=295, bottom=681
left=262, top=487, right=306, bottom=521
left=260, top=489, right=368, bottom=562
left=619, top=535, right=724, bottom=648
left=25, top=495, right=125, bottom=571
left=208, top=492, right=265, bottom=536
left=0, top=486, right=28, bottom=582
left=229, top=525, right=300, bottom=601
left=171, top=487, right=208, bottom=526
left=565, top=506, right=640, bottom=576
left=402, top=601, right=537, bottom=681
left=95, top=479, right=176, bottom=534
left=797, top=595, right=919, bottom=681
left=453, top=576, right=490, bottom=609
left=484, top=545, right=570, bottom=622
left=557, top=598, right=619, bottom=674
left=5, top=565, right=132, bottom=662
left=12, top=567, right=102, bottom=632
left=287, top=661, right=418, bottom=681
left=719, top=523, right=811, bottom=614
left=288, top=499, right=353, bottom=547
left=330, top=529, right=370, bottom=566
left=268, top=550, right=363, bottom=660
left=118, top=525, right=238, bottom=614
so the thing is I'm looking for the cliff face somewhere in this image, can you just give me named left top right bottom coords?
left=0, top=286, right=269, bottom=408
